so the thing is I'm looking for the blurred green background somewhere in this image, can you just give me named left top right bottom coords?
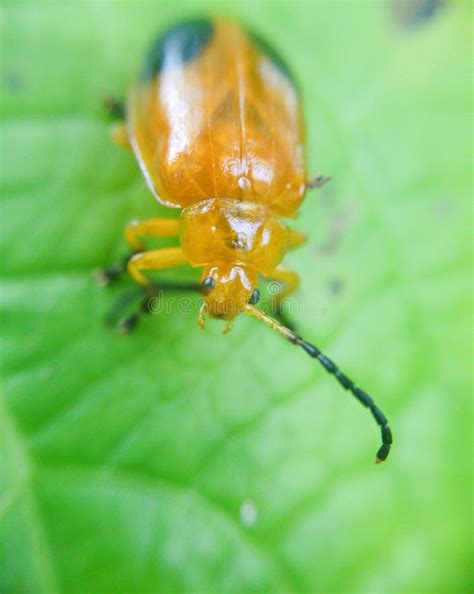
left=0, top=1, right=471, bottom=593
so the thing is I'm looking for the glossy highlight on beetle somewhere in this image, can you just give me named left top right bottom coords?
left=99, top=18, right=393, bottom=463
left=130, top=19, right=306, bottom=215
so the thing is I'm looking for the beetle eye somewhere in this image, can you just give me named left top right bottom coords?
left=200, top=277, right=215, bottom=294
left=249, top=289, right=260, bottom=304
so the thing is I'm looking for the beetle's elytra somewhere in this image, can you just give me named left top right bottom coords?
left=98, top=18, right=392, bottom=463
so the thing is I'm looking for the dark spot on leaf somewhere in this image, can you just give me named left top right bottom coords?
left=316, top=208, right=354, bottom=256
left=431, top=196, right=457, bottom=218
left=328, top=278, right=344, bottom=296
left=2, top=70, right=24, bottom=92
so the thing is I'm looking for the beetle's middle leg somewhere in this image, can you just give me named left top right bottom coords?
left=265, top=264, right=301, bottom=331
left=124, top=217, right=180, bottom=252
left=263, top=228, right=307, bottom=328
left=266, top=265, right=300, bottom=313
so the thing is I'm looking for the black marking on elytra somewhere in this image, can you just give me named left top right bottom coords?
left=392, top=0, right=445, bottom=29
left=141, top=19, right=214, bottom=81
left=248, top=29, right=295, bottom=84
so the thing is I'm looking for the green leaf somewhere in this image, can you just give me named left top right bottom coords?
left=1, top=2, right=470, bottom=593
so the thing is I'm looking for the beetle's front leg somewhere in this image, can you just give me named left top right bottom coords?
left=127, top=246, right=187, bottom=288
left=94, top=217, right=181, bottom=286
left=114, top=246, right=189, bottom=333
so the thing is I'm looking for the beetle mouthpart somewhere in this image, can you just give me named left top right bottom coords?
left=198, top=302, right=207, bottom=330
left=222, top=320, right=233, bottom=335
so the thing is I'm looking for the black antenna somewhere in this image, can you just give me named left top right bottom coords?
left=245, top=305, right=392, bottom=462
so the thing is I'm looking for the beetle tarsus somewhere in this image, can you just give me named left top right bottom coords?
left=93, top=255, right=133, bottom=287
left=102, top=95, right=125, bottom=119
left=92, top=265, right=123, bottom=287
left=118, top=313, right=140, bottom=334
left=307, top=175, right=332, bottom=189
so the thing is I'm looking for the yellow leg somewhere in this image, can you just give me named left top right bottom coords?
left=266, top=264, right=300, bottom=310
left=128, top=246, right=187, bottom=287
left=124, top=217, right=180, bottom=251
left=288, top=228, right=307, bottom=250
left=110, top=121, right=131, bottom=150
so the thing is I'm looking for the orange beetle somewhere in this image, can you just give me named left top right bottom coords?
left=99, top=19, right=392, bottom=462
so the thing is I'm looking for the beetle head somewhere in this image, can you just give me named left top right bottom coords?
left=200, top=263, right=259, bottom=321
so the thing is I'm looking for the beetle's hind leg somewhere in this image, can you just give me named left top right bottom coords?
left=124, top=217, right=180, bottom=252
